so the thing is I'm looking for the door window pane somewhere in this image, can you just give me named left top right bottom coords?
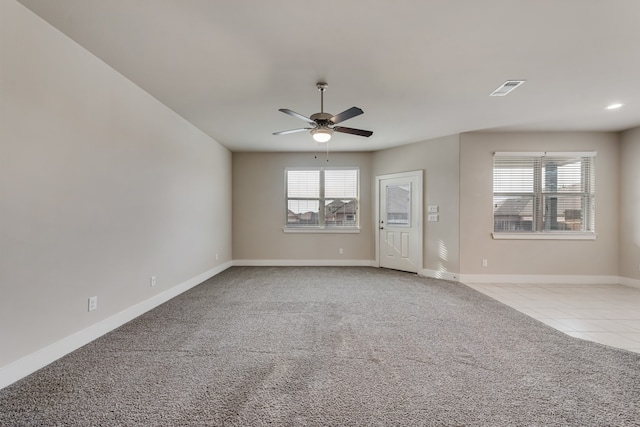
left=386, top=184, right=411, bottom=226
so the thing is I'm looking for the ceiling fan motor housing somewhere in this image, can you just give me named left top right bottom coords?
left=310, top=112, right=333, bottom=127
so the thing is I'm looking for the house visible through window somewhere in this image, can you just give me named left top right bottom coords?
left=493, top=152, right=595, bottom=235
left=286, top=168, right=359, bottom=230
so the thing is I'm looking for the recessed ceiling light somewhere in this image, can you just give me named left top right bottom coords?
left=606, top=103, right=623, bottom=110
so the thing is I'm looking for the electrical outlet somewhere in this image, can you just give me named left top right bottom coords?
left=150, top=276, right=156, bottom=287
left=427, top=205, right=439, bottom=213
left=88, top=296, right=98, bottom=312
left=428, top=214, right=439, bottom=222
left=482, top=259, right=488, bottom=267
left=339, top=248, right=344, bottom=255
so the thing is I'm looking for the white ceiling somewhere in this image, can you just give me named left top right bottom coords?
left=16, top=0, right=640, bottom=152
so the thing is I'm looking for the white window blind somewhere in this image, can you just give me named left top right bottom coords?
left=493, top=152, right=595, bottom=234
left=287, top=170, right=319, bottom=198
left=325, top=169, right=358, bottom=198
left=286, top=168, right=359, bottom=229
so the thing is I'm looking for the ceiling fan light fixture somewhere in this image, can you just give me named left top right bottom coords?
left=274, top=82, right=371, bottom=146
left=311, top=127, right=333, bottom=143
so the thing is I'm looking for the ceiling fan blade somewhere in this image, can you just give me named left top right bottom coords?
left=333, top=126, right=373, bottom=137
left=330, top=107, right=364, bottom=124
left=279, top=108, right=316, bottom=125
left=273, top=128, right=312, bottom=136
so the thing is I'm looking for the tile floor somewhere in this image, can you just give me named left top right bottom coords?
left=463, top=282, right=640, bottom=354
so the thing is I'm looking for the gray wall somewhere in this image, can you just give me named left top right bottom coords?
left=1, top=0, right=232, bottom=369
left=620, top=127, right=640, bottom=281
left=232, top=152, right=374, bottom=262
left=372, top=135, right=461, bottom=277
left=459, top=132, right=619, bottom=277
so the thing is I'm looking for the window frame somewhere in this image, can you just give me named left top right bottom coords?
left=284, top=167, right=360, bottom=234
left=492, top=151, right=596, bottom=240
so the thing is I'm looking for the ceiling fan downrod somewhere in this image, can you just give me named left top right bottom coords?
left=317, top=82, right=328, bottom=113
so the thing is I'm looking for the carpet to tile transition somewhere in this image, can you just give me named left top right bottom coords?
left=1, top=267, right=639, bottom=426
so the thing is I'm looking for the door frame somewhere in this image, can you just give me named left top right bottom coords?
left=375, top=170, right=423, bottom=273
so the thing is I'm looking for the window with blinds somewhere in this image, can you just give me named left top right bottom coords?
left=493, top=152, right=595, bottom=235
left=286, top=168, right=359, bottom=229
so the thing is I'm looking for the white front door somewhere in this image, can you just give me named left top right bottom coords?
left=377, top=171, right=423, bottom=273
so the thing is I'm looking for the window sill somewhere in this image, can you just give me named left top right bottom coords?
left=492, top=232, right=596, bottom=240
left=283, top=227, right=361, bottom=234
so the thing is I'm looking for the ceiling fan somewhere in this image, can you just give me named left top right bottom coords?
left=273, top=82, right=373, bottom=143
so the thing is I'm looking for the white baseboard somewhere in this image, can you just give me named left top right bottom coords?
left=0, top=262, right=232, bottom=390
left=4, top=262, right=638, bottom=391
left=421, top=269, right=459, bottom=282
left=619, top=276, right=640, bottom=290
left=458, top=273, right=620, bottom=285
left=233, top=259, right=376, bottom=267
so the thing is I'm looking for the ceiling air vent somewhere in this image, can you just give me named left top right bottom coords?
left=490, top=80, right=526, bottom=96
